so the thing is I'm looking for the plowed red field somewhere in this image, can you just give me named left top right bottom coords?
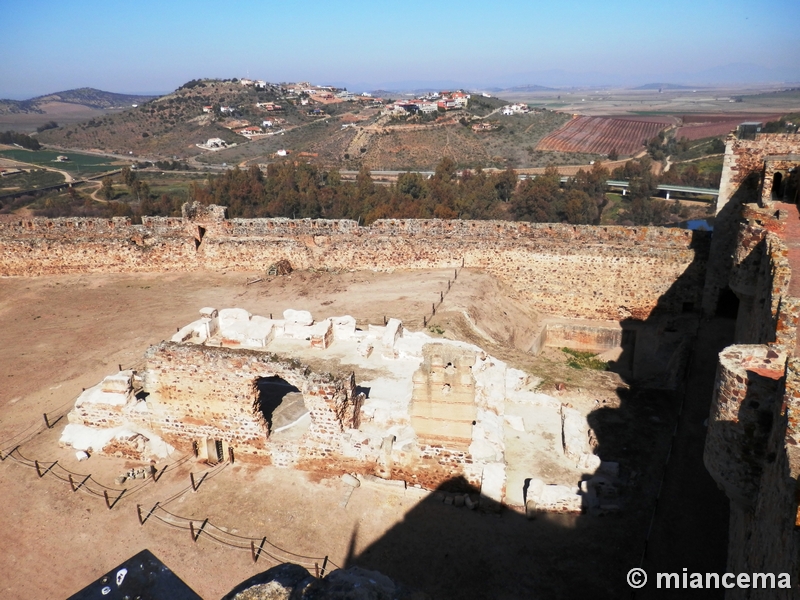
left=674, top=114, right=781, bottom=141
left=536, top=116, right=669, bottom=155
left=674, top=121, right=742, bottom=140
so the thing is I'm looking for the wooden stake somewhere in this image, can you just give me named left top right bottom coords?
left=321, top=556, right=329, bottom=577
left=251, top=537, right=266, bottom=563
left=43, top=413, right=50, bottom=429
left=191, top=518, right=208, bottom=542
left=190, top=471, right=208, bottom=492
left=0, top=445, right=18, bottom=461
left=35, top=460, right=56, bottom=478
left=138, top=502, right=159, bottom=525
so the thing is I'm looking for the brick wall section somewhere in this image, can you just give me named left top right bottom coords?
left=705, top=132, right=800, bottom=589
left=138, top=342, right=358, bottom=461
left=0, top=211, right=709, bottom=321
left=704, top=134, right=800, bottom=315
left=730, top=208, right=795, bottom=344
left=69, top=340, right=499, bottom=492
left=705, top=345, right=786, bottom=508
left=762, top=158, right=800, bottom=208
left=716, top=134, right=800, bottom=215
left=721, top=358, right=800, bottom=600
left=540, top=321, right=622, bottom=351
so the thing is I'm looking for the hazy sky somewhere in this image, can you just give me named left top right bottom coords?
left=2, top=0, right=799, bottom=98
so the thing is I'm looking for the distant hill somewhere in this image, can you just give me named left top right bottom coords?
left=0, top=88, right=159, bottom=115
left=33, top=78, right=578, bottom=170
left=504, top=84, right=557, bottom=92
left=36, top=79, right=300, bottom=158
left=633, top=83, right=696, bottom=91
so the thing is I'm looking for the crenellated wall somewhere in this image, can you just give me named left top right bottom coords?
left=704, top=133, right=800, bottom=315
left=704, top=133, right=800, bottom=597
left=0, top=209, right=709, bottom=321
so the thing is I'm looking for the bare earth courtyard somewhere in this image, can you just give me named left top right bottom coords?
left=1, top=269, right=679, bottom=599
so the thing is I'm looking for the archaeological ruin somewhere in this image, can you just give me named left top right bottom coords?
left=2, top=132, right=800, bottom=595
left=59, top=305, right=626, bottom=512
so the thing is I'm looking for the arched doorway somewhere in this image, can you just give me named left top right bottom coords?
left=716, top=286, right=740, bottom=319
left=253, top=376, right=309, bottom=438
left=771, top=172, right=784, bottom=200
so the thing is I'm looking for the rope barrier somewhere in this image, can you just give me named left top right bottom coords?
left=2, top=444, right=202, bottom=508
left=139, top=502, right=337, bottom=568
left=2, top=417, right=341, bottom=573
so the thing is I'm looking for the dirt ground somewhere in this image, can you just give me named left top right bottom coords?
left=0, top=269, right=684, bottom=599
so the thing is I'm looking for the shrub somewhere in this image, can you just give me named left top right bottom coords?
left=562, top=348, right=607, bottom=370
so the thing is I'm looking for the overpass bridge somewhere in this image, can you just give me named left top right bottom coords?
left=606, top=179, right=719, bottom=200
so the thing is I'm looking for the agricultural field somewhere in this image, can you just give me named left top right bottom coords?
left=536, top=116, right=670, bottom=156
left=0, top=148, right=121, bottom=175
left=0, top=169, right=64, bottom=191
left=673, top=113, right=782, bottom=140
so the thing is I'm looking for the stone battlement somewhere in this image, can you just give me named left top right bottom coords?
left=0, top=208, right=709, bottom=322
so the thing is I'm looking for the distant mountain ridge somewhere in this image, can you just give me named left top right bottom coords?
left=0, top=87, right=160, bottom=115
left=504, top=84, right=557, bottom=92
left=634, top=83, right=696, bottom=90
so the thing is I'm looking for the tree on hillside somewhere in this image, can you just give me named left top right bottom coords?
left=100, top=176, right=114, bottom=200
left=563, top=189, right=598, bottom=224
left=510, top=167, right=561, bottom=222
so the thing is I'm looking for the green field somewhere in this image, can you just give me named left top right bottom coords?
left=0, top=148, right=122, bottom=174
left=0, top=169, right=65, bottom=191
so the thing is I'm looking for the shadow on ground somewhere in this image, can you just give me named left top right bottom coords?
left=344, top=230, right=732, bottom=599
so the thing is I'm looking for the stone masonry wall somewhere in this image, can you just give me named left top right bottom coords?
left=139, top=342, right=358, bottom=462
left=0, top=211, right=709, bottom=322
left=723, top=358, right=800, bottom=600
left=716, top=134, right=800, bottom=215
left=704, top=134, right=800, bottom=315
left=705, top=135, right=800, bottom=594
left=705, top=345, right=786, bottom=508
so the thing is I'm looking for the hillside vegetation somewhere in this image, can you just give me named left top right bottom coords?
left=0, top=88, right=158, bottom=114
left=34, top=79, right=584, bottom=170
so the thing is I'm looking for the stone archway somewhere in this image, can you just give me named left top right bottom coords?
left=772, top=171, right=784, bottom=200
left=252, top=375, right=308, bottom=437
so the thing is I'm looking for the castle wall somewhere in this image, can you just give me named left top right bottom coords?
left=704, top=134, right=800, bottom=315
left=704, top=132, right=800, bottom=593
left=0, top=214, right=709, bottom=321
left=723, top=359, right=800, bottom=600
left=704, top=345, right=785, bottom=508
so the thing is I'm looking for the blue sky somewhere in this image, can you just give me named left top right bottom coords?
left=1, top=0, right=799, bottom=98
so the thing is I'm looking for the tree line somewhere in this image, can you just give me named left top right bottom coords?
left=187, top=158, right=612, bottom=225
left=28, top=155, right=711, bottom=226
left=0, top=131, right=41, bottom=150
